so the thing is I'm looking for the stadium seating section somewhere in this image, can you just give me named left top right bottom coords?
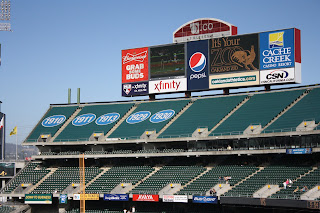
left=55, top=103, right=134, bottom=141
left=266, top=88, right=320, bottom=132
left=2, top=162, right=50, bottom=194
left=109, top=100, right=190, bottom=139
left=212, top=89, right=304, bottom=135
left=26, top=106, right=78, bottom=142
left=160, top=95, right=246, bottom=137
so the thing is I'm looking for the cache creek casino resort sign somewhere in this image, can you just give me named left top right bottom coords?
left=121, top=18, right=301, bottom=97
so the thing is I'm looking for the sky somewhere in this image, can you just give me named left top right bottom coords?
left=0, top=0, right=319, bottom=145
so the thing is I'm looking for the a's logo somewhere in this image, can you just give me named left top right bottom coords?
left=42, top=115, right=66, bottom=127
left=122, top=51, right=147, bottom=64
left=150, top=109, right=175, bottom=123
left=123, top=84, right=132, bottom=95
left=266, top=70, right=288, bottom=79
left=269, top=32, right=284, bottom=48
left=126, top=111, right=151, bottom=124
left=96, top=113, right=120, bottom=125
left=190, top=22, right=199, bottom=34
left=72, top=113, right=96, bottom=126
left=189, top=52, right=206, bottom=72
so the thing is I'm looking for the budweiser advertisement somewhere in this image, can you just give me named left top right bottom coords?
left=173, top=18, right=237, bottom=43
left=132, top=194, right=159, bottom=202
left=122, top=47, right=149, bottom=83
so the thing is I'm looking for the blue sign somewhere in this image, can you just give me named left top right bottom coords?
left=96, top=113, right=120, bottom=125
left=192, top=196, right=218, bottom=204
left=286, top=148, right=312, bottom=155
left=260, top=28, right=295, bottom=70
left=59, top=194, right=68, bottom=204
left=187, top=40, right=209, bottom=91
left=72, top=113, right=96, bottom=126
left=103, top=194, right=129, bottom=201
left=42, top=115, right=66, bottom=127
left=122, top=81, right=149, bottom=97
left=126, top=111, right=151, bottom=124
left=149, top=109, right=175, bottom=123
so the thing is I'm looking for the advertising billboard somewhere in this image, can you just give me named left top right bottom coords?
left=286, top=148, right=312, bottom=154
left=210, top=71, right=260, bottom=89
left=150, top=44, right=185, bottom=79
left=192, top=196, right=218, bottom=204
left=187, top=40, right=209, bottom=91
left=260, top=29, right=295, bottom=70
left=149, top=78, right=187, bottom=94
left=210, top=34, right=259, bottom=74
left=103, top=194, right=129, bottom=201
left=0, top=162, right=14, bottom=177
left=122, top=81, right=148, bottom=97
left=25, top=194, right=52, bottom=204
left=163, top=195, right=188, bottom=203
left=132, top=194, right=159, bottom=202
left=173, top=18, right=237, bottom=43
left=121, top=26, right=301, bottom=97
left=122, top=47, right=149, bottom=83
left=260, top=68, right=296, bottom=85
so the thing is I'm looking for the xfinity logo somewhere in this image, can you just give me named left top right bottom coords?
left=154, top=80, right=181, bottom=92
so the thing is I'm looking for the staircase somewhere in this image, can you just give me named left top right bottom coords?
left=130, top=167, right=161, bottom=192
left=156, top=100, right=194, bottom=138
left=51, top=107, right=83, bottom=141
left=105, top=104, right=139, bottom=138
left=85, top=167, right=111, bottom=189
left=208, top=95, right=251, bottom=135
left=261, top=89, right=311, bottom=131
left=26, top=168, right=57, bottom=194
left=179, top=167, right=212, bottom=191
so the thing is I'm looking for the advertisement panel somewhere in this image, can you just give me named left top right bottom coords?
left=132, top=194, right=159, bottom=202
left=173, top=18, right=237, bottom=43
left=260, top=68, right=295, bottom=85
left=187, top=40, right=209, bottom=91
left=286, top=148, right=312, bottom=154
left=0, top=162, right=14, bottom=177
left=103, top=194, right=129, bottom=201
left=25, top=194, right=52, bottom=204
left=59, top=194, right=68, bottom=204
left=260, top=29, right=295, bottom=70
left=73, top=194, right=99, bottom=200
left=209, top=71, right=259, bottom=89
left=163, top=195, right=188, bottom=203
left=150, top=44, right=185, bottom=79
left=149, top=78, right=187, bottom=94
left=193, top=196, right=218, bottom=204
left=122, top=81, right=148, bottom=97
left=122, top=47, right=149, bottom=83
left=210, top=34, right=259, bottom=74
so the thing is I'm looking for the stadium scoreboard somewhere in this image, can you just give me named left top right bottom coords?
left=121, top=18, right=301, bottom=97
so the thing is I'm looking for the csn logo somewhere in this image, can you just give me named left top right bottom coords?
left=189, top=52, right=207, bottom=80
left=266, top=70, right=288, bottom=79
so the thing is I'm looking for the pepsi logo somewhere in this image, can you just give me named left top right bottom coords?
left=126, top=111, right=151, bottom=124
left=189, top=52, right=206, bottom=72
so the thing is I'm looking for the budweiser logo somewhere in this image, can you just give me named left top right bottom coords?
left=123, top=51, right=147, bottom=64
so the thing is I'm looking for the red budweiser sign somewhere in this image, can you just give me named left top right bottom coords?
left=132, top=194, right=159, bottom=202
left=173, top=18, right=237, bottom=43
left=122, top=47, right=149, bottom=84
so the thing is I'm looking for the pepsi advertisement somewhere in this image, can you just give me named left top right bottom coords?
left=187, top=40, right=209, bottom=91
left=260, top=28, right=295, bottom=70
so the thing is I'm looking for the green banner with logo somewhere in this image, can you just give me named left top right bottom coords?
left=25, top=194, right=52, bottom=204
